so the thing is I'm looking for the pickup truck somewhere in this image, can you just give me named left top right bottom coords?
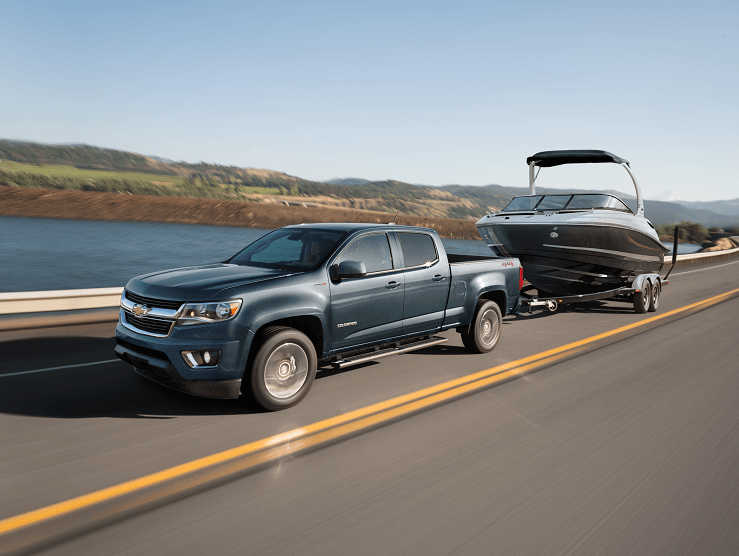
left=114, top=223, right=522, bottom=410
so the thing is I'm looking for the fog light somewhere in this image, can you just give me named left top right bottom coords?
left=181, top=350, right=221, bottom=368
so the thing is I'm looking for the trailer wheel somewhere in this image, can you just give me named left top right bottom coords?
left=461, top=300, right=502, bottom=353
left=248, top=327, right=317, bottom=411
left=633, top=282, right=651, bottom=314
left=648, top=281, right=660, bottom=312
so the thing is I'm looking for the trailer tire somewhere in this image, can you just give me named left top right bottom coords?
left=648, top=281, right=660, bottom=312
left=633, top=282, right=651, bottom=314
left=461, top=300, right=502, bottom=354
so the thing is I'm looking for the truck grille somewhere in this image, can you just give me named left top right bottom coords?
left=124, top=290, right=183, bottom=311
left=123, top=312, right=174, bottom=336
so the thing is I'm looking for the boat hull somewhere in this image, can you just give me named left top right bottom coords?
left=477, top=214, right=668, bottom=296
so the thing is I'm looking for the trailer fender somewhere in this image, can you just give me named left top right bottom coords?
left=631, top=274, right=658, bottom=292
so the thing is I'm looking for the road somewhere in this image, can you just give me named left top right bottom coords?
left=1, top=257, right=738, bottom=555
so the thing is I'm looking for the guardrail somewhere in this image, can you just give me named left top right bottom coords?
left=0, top=245, right=737, bottom=331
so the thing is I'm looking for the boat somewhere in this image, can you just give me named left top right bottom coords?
left=476, top=150, right=670, bottom=296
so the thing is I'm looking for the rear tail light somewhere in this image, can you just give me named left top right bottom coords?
left=519, top=266, right=524, bottom=291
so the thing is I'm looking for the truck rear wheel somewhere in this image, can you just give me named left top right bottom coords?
left=249, top=327, right=317, bottom=411
left=461, top=300, right=502, bottom=354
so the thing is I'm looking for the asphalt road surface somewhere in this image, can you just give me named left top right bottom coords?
left=1, top=257, right=738, bottom=555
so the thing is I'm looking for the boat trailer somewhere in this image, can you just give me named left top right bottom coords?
left=518, top=227, right=680, bottom=315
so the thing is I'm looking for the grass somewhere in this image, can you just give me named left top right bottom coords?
left=0, top=160, right=188, bottom=186
left=0, top=159, right=281, bottom=199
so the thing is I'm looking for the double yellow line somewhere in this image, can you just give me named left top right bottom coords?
left=2, top=286, right=738, bottom=541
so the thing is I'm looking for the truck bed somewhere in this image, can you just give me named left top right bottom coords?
left=447, top=253, right=501, bottom=264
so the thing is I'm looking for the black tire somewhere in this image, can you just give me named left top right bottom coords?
left=648, top=281, right=660, bottom=312
left=248, top=327, right=317, bottom=411
left=461, top=300, right=502, bottom=354
left=633, top=281, right=651, bottom=314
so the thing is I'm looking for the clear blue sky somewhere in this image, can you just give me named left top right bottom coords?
left=2, top=1, right=737, bottom=201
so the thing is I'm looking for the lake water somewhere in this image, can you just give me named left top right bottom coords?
left=0, top=216, right=704, bottom=292
left=663, top=242, right=702, bottom=254
left=0, top=216, right=493, bottom=292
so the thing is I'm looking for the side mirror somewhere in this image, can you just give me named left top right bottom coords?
left=331, top=260, right=367, bottom=281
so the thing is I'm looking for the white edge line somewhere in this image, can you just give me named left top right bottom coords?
left=0, top=359, right=121, bottom=378
left=671, top=258, right=739, bottom=277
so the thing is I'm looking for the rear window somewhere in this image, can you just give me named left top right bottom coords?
left=398, top=232, right=438, bottom=268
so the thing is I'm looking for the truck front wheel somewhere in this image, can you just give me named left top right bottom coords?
left=249, top=327, right=317, bottom=411
left=461, top=300, right=502, bottom=354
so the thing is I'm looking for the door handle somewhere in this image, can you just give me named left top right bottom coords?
left=385, top=281, right=401, bottom=289
left=432, top=275, right=446, bottom=281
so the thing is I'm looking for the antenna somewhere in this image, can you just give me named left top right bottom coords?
left=387, top=210, right=400, bottom=225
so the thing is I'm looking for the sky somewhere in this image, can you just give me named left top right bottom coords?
left=2, top=1, right=737, bottom=201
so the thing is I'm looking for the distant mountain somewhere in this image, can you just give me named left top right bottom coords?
left=2, top=139, right=739, bottom=227
left=673, top=198, right=739, bottom=217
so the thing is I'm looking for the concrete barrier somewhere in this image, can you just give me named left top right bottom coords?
left=0, top=287, right=123, bottom=315
left=668, top=243, right=739, bottom=266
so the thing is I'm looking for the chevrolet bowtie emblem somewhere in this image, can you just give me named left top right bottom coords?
left=132, top=303, right=151, bottom=317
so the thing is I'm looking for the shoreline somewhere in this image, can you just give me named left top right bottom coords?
left=2, top=185, right=737, bottom=252
left=0, top=186, right=482, bottom=240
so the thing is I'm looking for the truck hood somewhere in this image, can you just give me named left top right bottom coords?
left=125, top=264, right=294, bottom=301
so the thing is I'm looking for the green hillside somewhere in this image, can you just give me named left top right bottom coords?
left=0, top=140, right=498, bottom=218
left=2, top=139, right=738, bottom=227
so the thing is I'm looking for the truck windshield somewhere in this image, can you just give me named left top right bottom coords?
left=228, top=229, right=347, bottom=271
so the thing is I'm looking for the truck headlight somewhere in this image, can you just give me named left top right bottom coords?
left=176, top=300, right=242, bottom=326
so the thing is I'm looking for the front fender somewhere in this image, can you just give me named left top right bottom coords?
left=222, top=270, right=332, bottom=361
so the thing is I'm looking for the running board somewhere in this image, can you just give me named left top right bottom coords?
left=332, top=336, right=448, bottom=368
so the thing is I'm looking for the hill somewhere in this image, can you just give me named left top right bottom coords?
left=2, top=139, right=738, bottom=227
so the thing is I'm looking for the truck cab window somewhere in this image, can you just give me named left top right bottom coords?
left=338, top=233, right=393, bottom=274
left=398, top=232, right=438, bottom=268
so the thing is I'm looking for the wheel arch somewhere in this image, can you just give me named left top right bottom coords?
left=477, top=288, right=507, bottom=315
left=250, top=315, right=324, bottom=360
left=457, top=288, right=507, bottom=335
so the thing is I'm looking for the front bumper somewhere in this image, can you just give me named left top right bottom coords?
left=115, top=320, right=253, bottom=400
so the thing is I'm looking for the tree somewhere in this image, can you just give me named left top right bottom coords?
left=679, top=221, right=708, bottom=244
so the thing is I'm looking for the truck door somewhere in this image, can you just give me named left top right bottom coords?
left=396, top=231, right=450, bottom=336
left=329, top=232, right=405, bottom=351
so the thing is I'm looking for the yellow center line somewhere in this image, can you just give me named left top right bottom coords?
left=1, top=286, right=738, bottom=537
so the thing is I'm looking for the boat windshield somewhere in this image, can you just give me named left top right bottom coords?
left=501, top=196, right=542, bottom=211
left=565, top=194, right=631, bottom=211
left=500, top=194, right=632, bottom=213
left=536, top=195, right=571, bottom=210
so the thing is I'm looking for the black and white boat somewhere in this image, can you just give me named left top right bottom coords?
left=476, top=150, right=669, bottom=296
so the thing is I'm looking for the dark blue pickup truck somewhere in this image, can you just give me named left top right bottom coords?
left=115, top=223, right=521, bottom=410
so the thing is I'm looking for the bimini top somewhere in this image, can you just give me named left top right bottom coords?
left=526, top=150, right=629, bottom=167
